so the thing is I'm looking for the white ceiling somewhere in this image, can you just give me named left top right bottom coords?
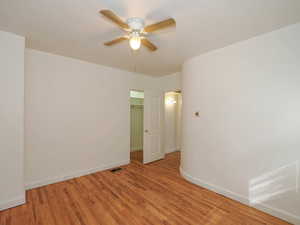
left=1, top=0, right=300, bottom=76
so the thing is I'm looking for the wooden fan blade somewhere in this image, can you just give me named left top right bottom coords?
left=141, top=38, right=157, bottom=51
left=99, top=9, right=129, bottom=30
left=104, top=37, right=127, bottom=46
left=144, top=18, right=176, bottom=33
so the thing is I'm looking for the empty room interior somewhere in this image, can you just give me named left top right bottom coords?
left=1, top=0, right=300, bottom=224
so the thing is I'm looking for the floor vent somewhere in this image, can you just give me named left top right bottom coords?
left=110, top=167, right=123, bottom=173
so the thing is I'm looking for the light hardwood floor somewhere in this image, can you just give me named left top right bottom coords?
left=0, top=152, right=291, bottom=225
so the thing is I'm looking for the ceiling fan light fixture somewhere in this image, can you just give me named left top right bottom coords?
left=100, top=9, right=176, bottom=51
left=129, top=34, right=141, bottom=50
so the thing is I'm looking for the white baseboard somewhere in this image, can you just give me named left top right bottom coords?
left=0, top=195, right=26, bottom=211
left=180, top=167, right=249, bottom=204
left=25, top=160, right=130, bottom=190
left=180, top=167, right=300, bottom=225
left=165, top=148, right=180, bottom=154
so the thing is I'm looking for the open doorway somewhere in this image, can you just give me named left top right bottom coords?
left=130, top=90, right=144, bottom=163
left=164, top=91, right=182, bottom=155
left=130, top=89, right=171, bottom=164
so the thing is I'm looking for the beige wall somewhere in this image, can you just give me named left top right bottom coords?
left=158, top=72, right=181, bottom=92
left=0, top=31, right=25, bottom=210
left=164, top=92, right=182, bottom=153
left=176, top=94, right=182, bottom=150
left=24, top=49, right=180, bottom=189
left=181, top=23, right=300, bottom=224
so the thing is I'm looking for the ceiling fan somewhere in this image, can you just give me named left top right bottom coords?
left=99, top=10, right=176, bottom=51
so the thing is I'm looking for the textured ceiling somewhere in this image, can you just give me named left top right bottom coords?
left=1, top=0, right=300, bottom=76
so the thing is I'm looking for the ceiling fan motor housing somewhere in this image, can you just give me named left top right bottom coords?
left=126, top=17, right=145, bottom=31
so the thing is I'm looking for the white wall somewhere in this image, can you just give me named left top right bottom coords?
left=157, top=72, right=181, bottom=92
left=25, top=49, right=177, bottom=189
left=164, top=92, right=182, bottom=153
left=0, top=31, right=25, bottom=210
left=164, top=93, right=177, bottom=153
left=176, top=93, right=182, bottom=150
left=181, top=23, right=300, bottom=224
left=159, top=72, right=182, bottom=154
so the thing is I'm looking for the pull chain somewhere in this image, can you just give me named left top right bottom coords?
left=131, top=48, right=139, bottom=73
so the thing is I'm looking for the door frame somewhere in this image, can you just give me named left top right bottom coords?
left=129, top=89, right=181, bottom=164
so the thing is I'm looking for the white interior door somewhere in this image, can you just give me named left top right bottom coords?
left=143, top=91, right=164, bottom=164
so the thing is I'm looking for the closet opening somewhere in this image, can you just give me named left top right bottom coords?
left=130, top=90, right=144, bottom=163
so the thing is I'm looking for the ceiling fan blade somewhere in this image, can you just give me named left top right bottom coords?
left=104, top=37, right=127, bottom=46
left=144, top=18, right=176, bottom=33
left=141, top=38, right=157, bottom=51
left=99, top=9, right=129, bottom=30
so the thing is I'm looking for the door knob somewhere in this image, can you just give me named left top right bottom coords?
left=144, top=129, right=149, bottom=133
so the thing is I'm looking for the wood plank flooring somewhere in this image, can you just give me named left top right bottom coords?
left=0, top=152, right=291, bottom=225
left=130, top=150, right=143, bottom=163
